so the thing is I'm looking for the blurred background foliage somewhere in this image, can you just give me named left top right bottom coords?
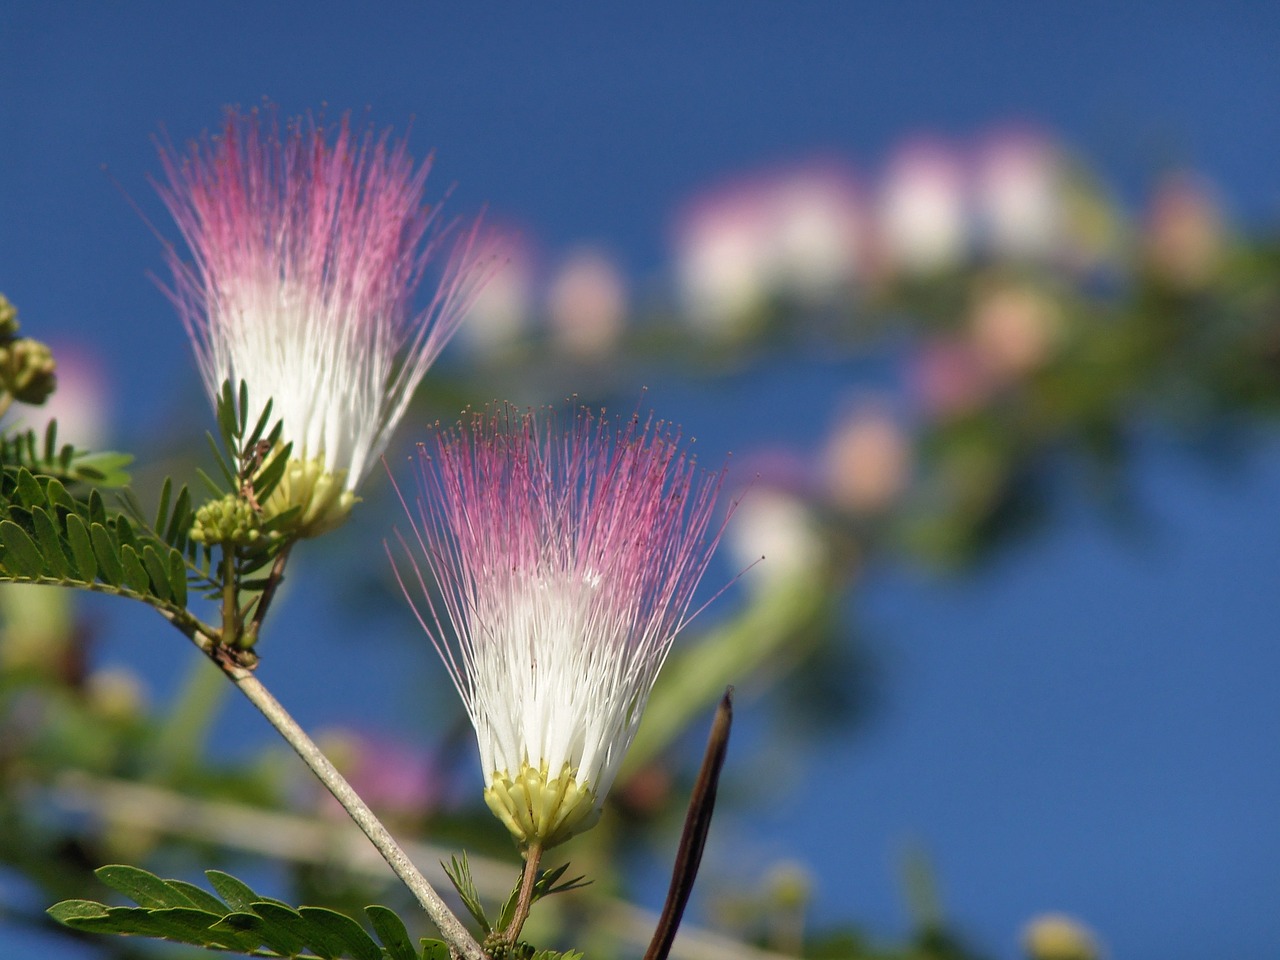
left=2, top=115, right=1276, bottom=960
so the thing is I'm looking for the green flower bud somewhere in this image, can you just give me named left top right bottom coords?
left=1022, top=913, right=1101, bottom=960
left=1, top=338, right=57, bottom=405
left=0, top=294, right=18, bottom=340
left=190, top=493, right=269, bottom=548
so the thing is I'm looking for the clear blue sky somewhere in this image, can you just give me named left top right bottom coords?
left=3, top=4, right=1279, bottom=958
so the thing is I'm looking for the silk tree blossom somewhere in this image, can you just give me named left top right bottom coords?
left=157, top=108, right=486, bottom=536
left=390, top=405, right=730, bottom=849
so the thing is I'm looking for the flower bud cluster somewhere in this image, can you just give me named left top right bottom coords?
left=0, top=295, right=57, bottom=405
left=190, top=493, right=273, bottom=548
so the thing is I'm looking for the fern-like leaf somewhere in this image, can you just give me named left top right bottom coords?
left=49, top=865, right=424, bottom=959
left=0, top=469, right=202, bottom=623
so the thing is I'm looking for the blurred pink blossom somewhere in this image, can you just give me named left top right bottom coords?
left=458, top=228, right=536, bottom=354
left=821, top=399, right=912, bottom=514
left=14, top=343, right=112, bottom=450
left=317, top=729, right=442, bottom=820
left=1144, top=172, right=1226, bottom=288
left=908, top=335, right=994, bottom=420
left=968, top=283, right=1062, bottom=382
left=546, top=247, right=627, bottom=358
left=673, top=163, right=864, bottom=332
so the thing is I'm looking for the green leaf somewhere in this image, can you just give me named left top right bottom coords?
left=167, top=549, right=189, bottom=607
left=141, top=545, right=172, bottom=602
left=47, top=899, right=110, bottom=923
left=45, top=476, right=76, bottom=513
left=87, top=488, right=107, bottom=526
left=245, top=396, right=275, bottom=448
left=0, top=519, right=46, bottom=578
left=254, top=901, right=341, bottom=959
left=65, top=513, right=97, bottom=580
left=96, top=905, right=230, bottom=948
left=217, top=380, right=240, bottom=452
left=43, top=418, right=58, bottom=462
left=237, top=379, right=250, bottom=437
left=204, top=869, right=263, bottom=914
left=114, top=513, right=140, bottom=552
left=31, top=506, right=71, bottom=578
left=89, top=522, right=123, bottom=585
left=443, top=853, right=490, bottom=933
left=299, top=906, right=382, bottom=960
left=118, top=544, right=153, bottom=595
left=162, top=879, right=231, bottom=915
left=155, top=475, right=172, bottom=533
left=366, top=905, right=416, bottom=960
left=16, top=467, right=44, bottom=508
left=253, top=441, right=293, bottom=503
left=96, top=864, right=191, bottom=908
left=55, top=866, right=408, bottom=958
left=73, top=451, right=134, bottom=487
left=420, top=940, right=451, bottom=960
left=165, top=484, right=192, bottom=546
left=497, top=862, right=591, bottom=940
left=212, top=909, right=308, bottom=956
left=144, top=906, right=257, bottom=952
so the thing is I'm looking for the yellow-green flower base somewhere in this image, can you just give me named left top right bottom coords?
left=484, top=761, right=600, bottom=849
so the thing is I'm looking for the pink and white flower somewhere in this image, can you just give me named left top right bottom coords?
left=157, top=107, right=486, bottom=534
left=390, top=404, right=729, bottom=848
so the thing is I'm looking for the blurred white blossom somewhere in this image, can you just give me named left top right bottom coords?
left=876, top=140, right=967, bottom=275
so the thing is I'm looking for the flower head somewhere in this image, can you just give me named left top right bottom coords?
left=391, top=404, right=728, bottom=849
left=157, top=107, right=485, bottom=536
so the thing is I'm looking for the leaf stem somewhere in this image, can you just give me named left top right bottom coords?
left=214, top=655, right=489, bottom=960
left=504, top=839, right=543, bottom=947
left=219, top=551, right=239, bottom=641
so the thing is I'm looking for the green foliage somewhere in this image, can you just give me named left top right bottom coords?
left=48, top=864, right=435, bottom=959
left=444, top=851, right=589, bottom=940
left=207, top=379, right=291, bottom=509
left=0, top=467, right=193, bottom=613
left=0, top=419, right=132, bottom=487
left=442, top=853, right=491, bottom=933
left=496, top=863, right=589, bottom=933
left=443, top=853, right=589, bottom=958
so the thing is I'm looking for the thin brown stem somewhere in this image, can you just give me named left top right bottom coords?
left=504, top=839, right=544, bottom=947
left=213, top=658, right=488, bottom=960
left=643, top=688, right=734, bottom=960
left=245, top=543, right=293, bottom=644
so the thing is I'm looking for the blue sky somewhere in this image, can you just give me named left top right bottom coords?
left=3, top=3, right=1280, bottom=958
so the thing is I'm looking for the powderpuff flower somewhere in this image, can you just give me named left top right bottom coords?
left=156, top=107, right=486, bottom=536
left=673, top=163, right=864, bottom=335
left=876, top=139, right=967, bottom=275
left=390, top=404, right=729, bottom=850
left=974, top=129, right=1067, bottom=262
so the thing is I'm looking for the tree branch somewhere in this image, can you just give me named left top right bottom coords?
left=216, top=660, right=488, bottom=960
